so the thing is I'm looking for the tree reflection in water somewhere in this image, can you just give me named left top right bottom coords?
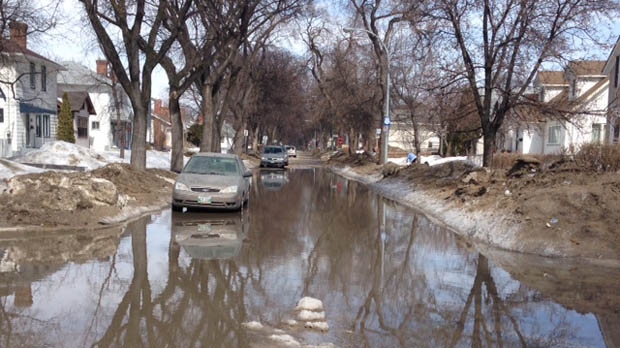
left=91, top=217, right=251, bottom=348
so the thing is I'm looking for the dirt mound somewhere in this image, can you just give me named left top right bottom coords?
left=379, top=155, right=620, bottom=259
left=328, top=151, right=376, bottom=166
left=0, top=163, right=175, bottom=229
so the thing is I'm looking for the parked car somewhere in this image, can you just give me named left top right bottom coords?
left=172, top=152, right=252, bottom=211
left=171, top=211, right=248, bottom=260
left=285, top=145, right=297, bottom=158
left=260, top=145, right=289, bottom=168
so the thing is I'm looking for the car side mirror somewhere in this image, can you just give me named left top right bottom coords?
left=243, top=171, right=252, bottom=178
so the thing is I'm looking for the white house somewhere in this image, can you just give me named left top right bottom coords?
left=502, top=61, right=608, bottom=155
left=57, top=60, right=133, bottom=152
left=602, top=36, right=620, bottom=144
left=0, top=22, right=64, bottom=158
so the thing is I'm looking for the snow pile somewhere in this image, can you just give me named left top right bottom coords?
left=295, top=297, right=329, bottom=332
left=269, top=334, right=301, bottom=347
left=12, top=141, right=121, bottom=170
left=144, top=150, right=173, bottom=169
left=242, top=321, right=264, bottom=330
left=0, top=159, right=44, bottom=180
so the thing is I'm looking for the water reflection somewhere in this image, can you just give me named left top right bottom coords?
left=0, top=169, right=616, bottom=347
left=171, top=211, right=249, bottom=260
left=259, top=169, right=289, bottom=191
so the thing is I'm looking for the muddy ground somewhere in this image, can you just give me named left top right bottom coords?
left=0, top=163, right=176, bottom=230
left=328, top=151, right=620, bottom=261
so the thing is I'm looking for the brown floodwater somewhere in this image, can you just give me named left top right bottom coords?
left=0, top=167, right=618, bottom=347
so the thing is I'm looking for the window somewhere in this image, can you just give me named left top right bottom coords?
left=615, top=56, right=619, bottom=88
left=548, top=125, right=562, bottom=145
left=36, top=115, right=50, bottom=137
left=41, top=65, right=47, bottom=91
left=77, top=117, right=88, bottom=138
left=91, top=121, right=100, bottom=130
left=0, top=108, right=3, bottom=123
left=29, top=62, right=36, bottom=89
left=428, top=141, right=433, bottom=149
left=592, top=123, right=603, bottom=143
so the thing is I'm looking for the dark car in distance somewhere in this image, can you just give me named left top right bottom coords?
left=260, top=145, right=289, bottom=168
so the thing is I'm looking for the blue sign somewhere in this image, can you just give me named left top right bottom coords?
left=383, top=117, right=391, bottom=126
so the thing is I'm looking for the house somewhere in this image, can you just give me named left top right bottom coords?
left=56, top=92, right=96, bottom=148
left=57, top=60, right=133, bottom=152
left=388, top=107, right=441, bottom=154
left=0, top=21, right=64, bottom=158
left=501, top=61, right=608, bottom=154
left=602, top=36, right=620, bottom=144
left=149, top=99, right=172, bottom=150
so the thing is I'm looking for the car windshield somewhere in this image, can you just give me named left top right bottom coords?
left=264, top=147, right=283, bottom=154
left=183, top=157, right=239, bottom=176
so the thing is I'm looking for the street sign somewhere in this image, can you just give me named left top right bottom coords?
left=243, top=129, right=248, bottom=137
left=383, top=117, right=391, bottom=126
left=376, top=128, right=381, bottom=135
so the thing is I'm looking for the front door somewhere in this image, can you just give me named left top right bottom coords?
left=24, top=114, right=36, bottom=148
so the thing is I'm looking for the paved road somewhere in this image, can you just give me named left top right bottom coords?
left=287, top=150, right=324, bottom=168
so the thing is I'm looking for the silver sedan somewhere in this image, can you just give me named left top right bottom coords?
left=172, top=152, right=252, bottom=211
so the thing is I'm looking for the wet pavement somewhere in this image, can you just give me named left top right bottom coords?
left=0, top=165, right=619, bottom=347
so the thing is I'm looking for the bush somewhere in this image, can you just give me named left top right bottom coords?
left=575, top=143, right=620, bottom=172
left=57, top=92, right=75, bottom=143
left=186, top=123, right=202, bottom=147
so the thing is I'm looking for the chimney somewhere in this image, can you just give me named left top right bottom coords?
left=9, top=22, right=28, bottom=49
left=154, top=99, right=163, bottom=115
left=96, top=59, right=109, bottom=77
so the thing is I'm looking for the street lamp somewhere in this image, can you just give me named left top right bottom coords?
left=343, top=27, right=391, bottom=164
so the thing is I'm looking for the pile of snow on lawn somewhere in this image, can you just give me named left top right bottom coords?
left=12, top=141, right=122, bottom=170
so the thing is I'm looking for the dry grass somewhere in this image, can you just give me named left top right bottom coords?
left=574, top=144, right=620, bottom=172
left=492, top=144, right=620, bottom=173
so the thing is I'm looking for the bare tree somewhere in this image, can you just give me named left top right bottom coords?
left=79, top=0, right=190, bottom=170
left=346, top=0, right=419, bottom=163
left=190, top=0, right=306, bottom=154
left=431, top=0, right=619, bottom=166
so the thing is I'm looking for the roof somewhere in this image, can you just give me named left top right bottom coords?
left=603, top=35, right=620, bottom=74
left=567, top=60, right=606, bottom=76
left=57, top=61, right=111, bottom=87
left=0, top=39, right=64, bottom=69
left=57, top=91, right=96, bottom=114
left=536, top=71, right=567, bottom=85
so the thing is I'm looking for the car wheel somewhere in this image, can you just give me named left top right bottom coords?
left=172, top=203, right=183, bottom=212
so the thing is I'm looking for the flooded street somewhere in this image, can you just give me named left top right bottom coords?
left=1, top=167, right=619, bottom=347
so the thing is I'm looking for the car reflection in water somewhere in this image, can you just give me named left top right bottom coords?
left=171, top=211, right=249, bottom=260
left=259, top=170, right=289, bottom=191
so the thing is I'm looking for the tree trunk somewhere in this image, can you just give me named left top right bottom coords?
left=482, top=128, right=496, bottom=167
left=111, top=84, right=125, bottom=159
left=169, top=91, right=184, bottom=172
left=252, top=124, right=260, bottom=151
left=212, top=110, right=222, bottom=152
left=130, top=101, right=148, bottom=170
left=412, top=119, right=421, bottom=155
left=200, top=83, right=215, bottom=152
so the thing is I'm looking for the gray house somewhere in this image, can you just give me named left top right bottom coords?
left=0, top=22, right=64, bottom=158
